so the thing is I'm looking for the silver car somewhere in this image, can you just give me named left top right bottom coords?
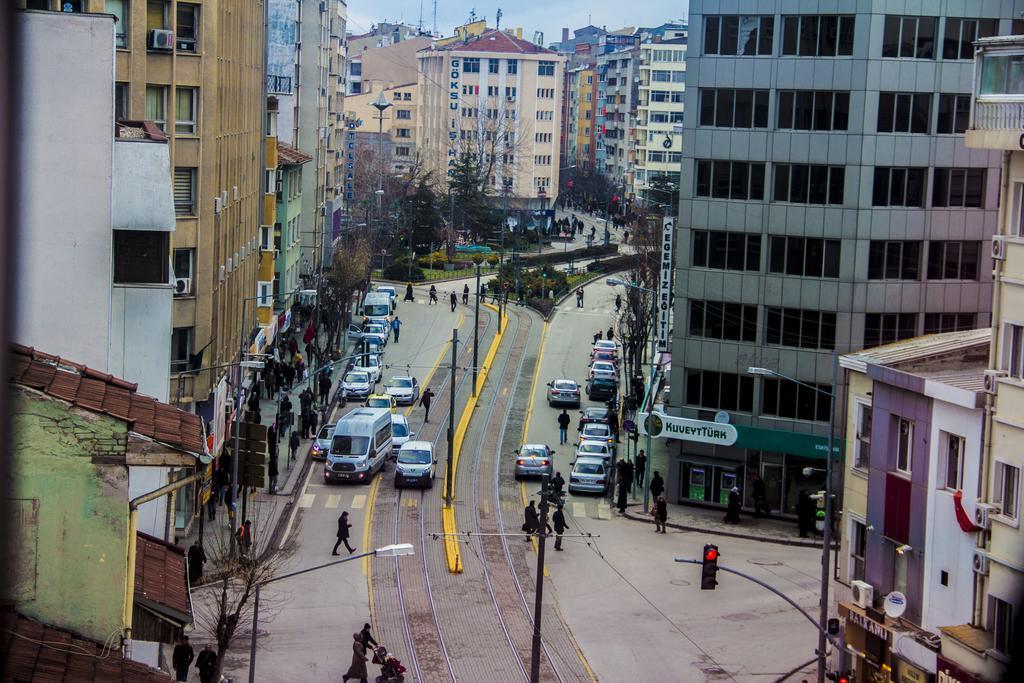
left=310, top=423, right=336, bottom=460
left=575, top=439, right=612, bottom=463
left=513, top=444, right=554, bottom=480
left=568, top=456, right=609, bottom=494
left=546, top=379, right=581, bottom=407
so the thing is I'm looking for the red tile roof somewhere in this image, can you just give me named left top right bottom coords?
left=134, top=533, right=190, bottom=623
left=438, top=29, right=557, bottom=54
left=277, top=142, right=313, bottom=166
left=0, top=611, right=173, bottom=682
left=9, top=345, right=206, bottom=457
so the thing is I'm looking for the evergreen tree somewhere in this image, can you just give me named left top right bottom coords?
left=406, top=175, right=443, bottom=254
left=448, top=152, right=499, bottom=244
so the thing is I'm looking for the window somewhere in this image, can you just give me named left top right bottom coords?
left=171, top=327, right=193, bottom=373
left=868, top=241, right=921, bottom=280
left=988, top=596, right=1014, bottom=656
left=924, top=313, right=976, bottom=334
left=692, top=231, right=762, bottom=271
left=936, top=94, right=970, bottom=134
left=943, top=18, right=997, bottom=60
left=173, top=248, right=193, bottom=294
left=940, top=432, right=964, bottom=491
left=864, top=313, right=917, bottom=347
left=685, top=370, right=755, bottom=412
left=650, top=110, right=685, bottom=124
left=850, top=519, right=867, bottom=582
left=463, top=58, right=480, bottom=73
left=773, top=165, right=845, bottom=204
left=113, top=231, right=168, bottom=284
left=506, top=59, right=518, bottom=74
left=854, top=403, right=872, bottom=470
left=689, top=300, right=758, bottom=342
left=536, top=110, right=553, bottom=121
left=395, top=146, right=411, bottom=157
left=764, top=308, right=837, bottom=350
left=882, top=16, right=937, bottom=59
left=781, top=15, right=855, bottom=56
left=768, top=237, right=841, bottom=278
left=538, top=61, right=555, bottom=76
left=777, top=91, right=850, bottom=131
left=115, top=82, right=128, bottom=120
left=396, top=109, right=411, bottom=119
left=146, top=0, right=168, bottom=30
left=980, top=53, right=1024, bottom=95
left=695, top=160, right=765, bottom=200
left=395, top=128, right=411, bottom=138
left=876, top=92, right=930, bottom=133
left=505, top=86, right=517, bottom=99
left=699, top=89, right=769, bottom=128
left=488, top=58, right=499, bottom=74
left=1007, top=324, right=1024, bottom=379
left=176, top=3, right=198, bottom=50
left=146, top=85, right=167, bottom=130
left=762, top=378, right=831, bottom=422
left=650, top=90, right=684, bottom=104
left=872, top=167, right=927, bottom=207
left=173, top=167, right=196, bottom=216
left=927, top=241, right=981, bottom=280
left=350, top=62, right=362, bottom=76
left=893, top=417, right=913, bottom=473
left=175, top=87, right=197, bottom=135
left=704, top=15, right=775, bottom=56
left=534, top=156, right=551, bottom=165
left=994, top=461, right=1020, bottom=522
left=932, top=168, right=985, bottom=208
left=108, top=0, right=128, bottom=47
left=487, top=85, right=499, bottom=97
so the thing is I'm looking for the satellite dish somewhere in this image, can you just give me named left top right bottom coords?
left=883, top=591, right=907, bottom=619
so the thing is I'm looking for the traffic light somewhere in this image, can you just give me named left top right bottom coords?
left=701, top=544, right=719, bottom=590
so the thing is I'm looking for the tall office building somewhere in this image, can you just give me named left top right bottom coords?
left=666, top=2, right=1018, bottom=514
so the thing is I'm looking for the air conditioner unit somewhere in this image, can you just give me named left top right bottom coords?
left=975, top=502, right=1001, bottom=529
left=218, top=265, right=225, bottom=282
left=973, top=549, right=990, bottom=575
left=226, top=257, right=233, bottom=272
left=233, top=186, right=239, bottom=200
left=213, top=196, right=223, bottom=214
left=993, top=236, right=1007, bottom=261
left=851, top=580, right=874, bottom=609
left=174, top=278, right=192, bottom=296
left=221, top=190, right=228, bottom=206
left=983, top=370, right=1006, bottom=395
left=148, top=29, right=174, bottom=51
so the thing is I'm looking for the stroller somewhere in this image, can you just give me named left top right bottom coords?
left=373, top=645, right=406, bottom=683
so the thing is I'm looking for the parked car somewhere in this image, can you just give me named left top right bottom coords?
left=589, top=360, right=617, bottom=378
left=586, top=376, right=618, bottom=401
left=361, top=323, right=389, bottom=346
left=578, top=422, right=615, bottom=451
left=575, top=439, right=613, bottom=463
left=340, top=371, right=372, bottom=400
left=384, top=376, right=420, bottom=405
left=568, top=456, right=609, bottom=495
left=391, top=413, right=413, bottom=454
left=592, top=340, right=618, bottom=354
left=546, top=379, right=581, bottom=407
left=376, top=285, right=398, bottom=310
left=589, top=350, right=619, bottom=366
left=310, top=423, right=336, bottom=460
left=513, top=444, right=554, bottom=480
left=394, top=440, right=436, bottom=488
left=350, top=353, right=383, bottom=383
left=578, top=406, right=613, bottom=431
left=365, top=393, right=397, bottom=413
left=324, top=408, right=392, bottom=483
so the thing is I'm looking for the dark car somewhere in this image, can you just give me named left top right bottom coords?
left=578, top=406, right=613, bottom=431
left=586, top=376, right=618, bottom=401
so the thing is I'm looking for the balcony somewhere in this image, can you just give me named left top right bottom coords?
left=965, top=37, right=1024, bottom=151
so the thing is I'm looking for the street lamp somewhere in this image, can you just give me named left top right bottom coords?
left=747, top=362, right=838, bottom=683
left=248, top=544, right=415, bottom=682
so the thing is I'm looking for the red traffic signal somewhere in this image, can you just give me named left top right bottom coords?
left=704, top=547, right=718, bottom=562
left=701, top=543, right=719, bottom=590
left=838, top=678, right=849, bottom=683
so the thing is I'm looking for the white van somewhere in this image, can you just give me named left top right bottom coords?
left=362, top=292, right=392, bottom=318
left=324, top=408, right=392, bottom=483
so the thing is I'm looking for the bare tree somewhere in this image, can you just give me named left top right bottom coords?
left=614, top=216, right=661, bottom=404
left=321, top=236, right=373, bottom=353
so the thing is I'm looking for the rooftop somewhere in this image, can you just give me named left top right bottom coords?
left=433, top=29, right=556, bottom=55
left=114, top=120, right=168, bottom=143
left=277, top=142, right=313, bottom=166
left=9, top=344, right=206, bottom=457
left=839, top=328, right=991, bottom=374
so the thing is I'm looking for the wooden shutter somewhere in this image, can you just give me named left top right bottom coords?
left=173, top=168, right=194, bottom=215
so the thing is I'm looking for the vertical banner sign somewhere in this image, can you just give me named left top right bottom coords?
left=657, top=217, right=674, bottom=351
left=448, top=57, right=461, bottom=176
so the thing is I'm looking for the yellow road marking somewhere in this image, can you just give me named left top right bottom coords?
left=361, top=474, right=381, bottom=576
left=483, top=499, right=490, bottom=515
left=350, top=494, right=366, bottom=509
left=298, top=493, right=315, bottom=509
left=325, top=494, right=341, bottom=509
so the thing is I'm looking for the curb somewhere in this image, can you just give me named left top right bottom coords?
left=621, top=508, right=828, bottom=548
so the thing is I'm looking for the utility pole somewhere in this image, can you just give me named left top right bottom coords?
left=529, top=474, right=551, bottom=683
left=472, top=261, right=481, bottom=395
left=446, top=328, right=457, bottom=505
left=230, top=302, right=247, bottom=558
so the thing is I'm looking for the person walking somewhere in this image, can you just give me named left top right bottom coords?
left=429, top=284, right=438, bottom=305
left=187, top=542, right=206, bottom=584
left=522, top=500, right=539, bottom=541
left=462, top=283, right=470, bottom=305
left=623, top=458, right=634, bottom=494
left=550, top=471, right=565, bottom=498
left=360, top=622, right=378, bottom=651
left=342, top=632, right=369, bottom=683
left=237, top=519, right=253, bottom=557
left=449, top=291, right=458, bottom=312
left=310, top=408, right=319, bottom=442
left=319, top=371, right=331, bottom=406
left=289, top=429, right=300, bottom=462
left=195, top=644, right=217, bottom=683
left=614, top=294, right=622, bottom=312
left=404, top=282, right=414, bottom=302
left=593, top=330, right=602, bottom=344
left=390, top=316, right=403, bottom=343
left=654, top=495, right=668, bottom=533
left=557, top=409, right=571, bottom=445
left=420, top=388, right=434, bottom=422
left=268, top=452, right=279, bottom=494
left=576, top=287, right=584, bottom=308
left=552, top=504, right=567, bottom=551
left=333, top=511, right=355, bottom=554
left=650, top=470, right=665, bottom=500
left=724, top=486, right=742, bottom=524
left=752, top=473, right=771, bottom=517
left=616, top=479, right=628, bottom=514
left=635, top=449, right=647, bottom=489
left=606, top=327, right=614, bottom=341
left=172, top=636, right=194, bottom=681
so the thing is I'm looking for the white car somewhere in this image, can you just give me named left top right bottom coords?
left=362, top=323, right=389, bottom=346
left=394, top=440, right=436, bottom=488
left=578, top=422, right=615, bottom=450
left=589, top=360, right=617, bottom=378
left=384, top=376, right=420, bottom=405
left=350, top=354, right=383, bottom=383
left=593, top=340, right=618, bottom=354
left=376, top=285, right=398, bottom=309
left=575, top=439, right=613, bottom=463
left=391, top=413, right=414, bottom=454
left=340, top=371, right=372, bottom=399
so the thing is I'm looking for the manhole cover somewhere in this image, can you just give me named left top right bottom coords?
left=669, top=579, right=691, bottom=587
left=748, top=559, right=783, bottom=566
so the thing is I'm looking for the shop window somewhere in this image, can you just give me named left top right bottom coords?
left=939, top=432, right=964, bottom=491
left=113, top=231, right=168, bottom=284
left=854, top=403, right=872, bottom=470
left=867, top=241, right=921, bottom=280
left=895, top=417, right=913, bottom=474
left=768, top=236, right=840, bottom=278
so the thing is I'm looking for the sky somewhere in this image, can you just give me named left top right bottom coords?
left=347, top=0, right=687, bottom=46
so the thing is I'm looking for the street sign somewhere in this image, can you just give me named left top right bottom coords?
left=637, top=411, right=738, bottom=446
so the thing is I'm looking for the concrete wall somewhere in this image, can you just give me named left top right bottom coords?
left=8, top=387, right=129, bottom=643
left=112, top=141, right=175, bottom=232
left=128, top=467, right=169, bottom=540
left=109, top=285, right=173, bottom=402
left=14, top=11, right=114, bottom=369
left=838, top=369, right=872, bottom=586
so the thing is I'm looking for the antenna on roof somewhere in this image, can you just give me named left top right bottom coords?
left=432, top=0, right=438, bottom=36
left=418, top=0, right=424, bottom=32
left=469, top=7, right=477, bottom=22
left=496, top=8, right=502, bottom=29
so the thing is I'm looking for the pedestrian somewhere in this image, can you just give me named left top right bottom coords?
left=172, top=636, right=194, bottom=681
left=238, top=519, right=253, bottom=556
left=606, top=327, right=614, bottom=340
left=550, top=471, right=565, bottom=498
left=264, top=366, right=276, bottom=400
left=289, top=428, right=300, bottom=461
left=360, top=622, right=378, bottom=651
left=449, top=291, right=458, bottom=312
left=463, top=283, right=470, bottom=305
left=724, top=486, right=742, bottom=524
left=552, top=504, right=567, bottom=551
left=333, top=511, right=355, bottom=554
left=310, top=408, right=319, bottom=440
left=557, top=409, right=571, bottom=445
left=635, top=450, right=647, bottom=488
left=654, top=495, right=668, bottom=533
left=319, top=371, right=331, bottom=406
left=429, top=285, right=438, bottom=305
left=522, top=500, right=539, bottom=541
left=268, top=453, right=279, bottom=494
left=593, top=331, right=602, bottom=344
left=195, top=644, right=217, bottom=683
left=420, top=388, right=434, bottom=422
left=187, top=542, right=206, bottom=584
left=623, top=458, right=634, bottom=493
left=797, top=490, right=815, bottom=538
left=391, top=316, right=402, bottom=342
left=608, top=410, right=619, bottom=442
left=616, top=479, right=628, bottom=514
left=283, top=362, right=295, bottom=391
left=576, top=287, right=584, bottom=308
left=752, top=473, right=771, bottom=517
left=342, top=632, right=369, bottom=683
left=650, top=470, right=664, bottom=499
left=404, top=282, right=414, bottom=301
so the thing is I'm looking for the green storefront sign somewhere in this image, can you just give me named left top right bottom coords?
left=733, top=424, right=843, bottom=460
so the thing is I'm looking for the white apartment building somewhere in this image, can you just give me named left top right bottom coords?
left=635, top=36, right=686, bottom=200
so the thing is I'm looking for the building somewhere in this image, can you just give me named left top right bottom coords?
left=347, top=35, right=432, bottom=95
left=666, top=2, right=1015, bottom=515
left=346, top=83, right=420, bottom=175
left=275, top=143, right=313, bottom=312
left=634, top=34, right=686, bottom=201
left=550, top=25, right=607, bottom=54
left=347, top=21, right=426, bottom=56
left=595, top=33, right=639, bottom=191
left=417, top=28, right=566, bottom=210
left=835, top=330, right=990, bottom=682
left=564, top=63, right=597, bottom=171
